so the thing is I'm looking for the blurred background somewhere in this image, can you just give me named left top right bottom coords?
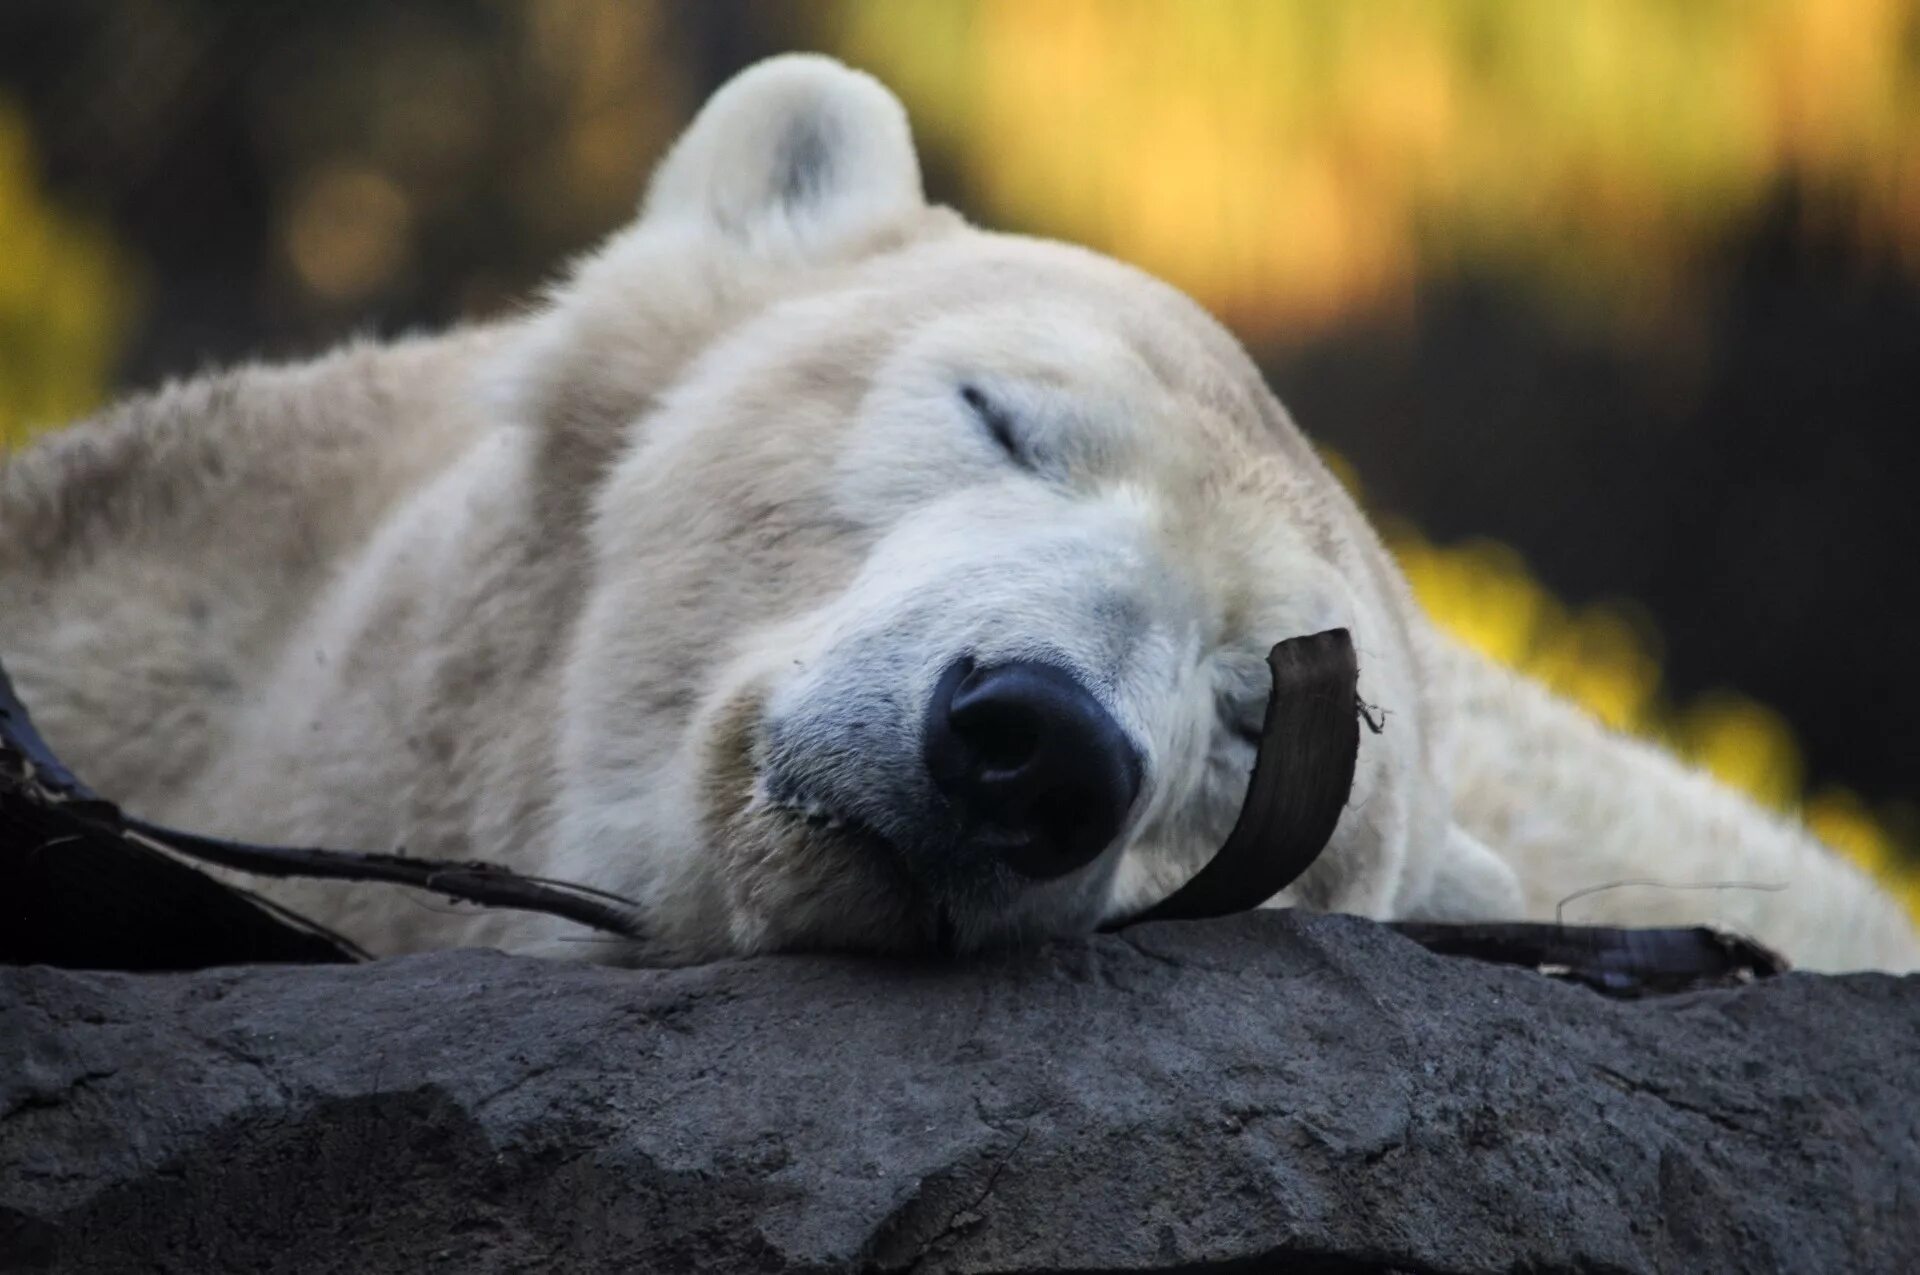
left=1, top=0, right=1915, bottom=915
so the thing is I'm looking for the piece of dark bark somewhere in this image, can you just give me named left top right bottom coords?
left=1389, top=919, right=1789, bottom=996
left=1115, top=628, right=1362, bottom=924
left=1, top=662, right=362, bottom=969
left=0, top=781, right=362, bottom=970
left=1102, top=626, right=1788, bottom=997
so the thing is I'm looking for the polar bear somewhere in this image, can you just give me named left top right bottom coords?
left=2, top=56, right=1914, bottom=971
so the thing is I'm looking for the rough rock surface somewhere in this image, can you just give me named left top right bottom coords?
left=3, top=910, right=1917, bottom=1274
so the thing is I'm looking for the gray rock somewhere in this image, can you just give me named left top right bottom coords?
left=2, top=910, right=1916, bottom=1274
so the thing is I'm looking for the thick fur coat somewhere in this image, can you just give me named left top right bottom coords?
left=3, top=57, right=1913, bottom=970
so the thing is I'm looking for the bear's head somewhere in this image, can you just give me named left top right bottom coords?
left=509, top=57, right=1452, bottom=962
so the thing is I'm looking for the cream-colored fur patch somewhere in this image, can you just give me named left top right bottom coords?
left=3, top=55, right=1913, bottom=971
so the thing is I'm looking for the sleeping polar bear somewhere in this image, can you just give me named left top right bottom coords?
left=2, top=56, right=1914, bottom=971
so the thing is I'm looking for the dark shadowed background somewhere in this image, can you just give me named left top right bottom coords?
left=1, top=0, right=1914, bottom=905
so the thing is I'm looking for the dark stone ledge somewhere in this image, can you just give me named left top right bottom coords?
left=3, top=910, right=1916, bottom=1273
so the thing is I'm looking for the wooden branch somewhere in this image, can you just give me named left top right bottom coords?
left=3, top=651, right=1786, bottom=994
left=116, top=820, right=647, bottom=940
left=1, top=657, right=644, bottom=968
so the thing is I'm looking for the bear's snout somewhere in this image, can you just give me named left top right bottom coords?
left=922, top=657, right=1144, bottom=882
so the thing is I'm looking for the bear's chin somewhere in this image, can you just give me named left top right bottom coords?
left=703, top=792, right=1098, bottom=959
left=690, top=680, right=968, bottom=956
left=696, top=726, right=940, bottom=957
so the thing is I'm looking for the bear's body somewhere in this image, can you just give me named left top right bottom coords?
left=3, top=57, right=1913, bottom=969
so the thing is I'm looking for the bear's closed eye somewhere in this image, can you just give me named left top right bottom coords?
left=959, top=383, right=1026, bottom=465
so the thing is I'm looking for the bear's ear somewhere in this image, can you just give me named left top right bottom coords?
left=642, top=54, right=924, bottom=259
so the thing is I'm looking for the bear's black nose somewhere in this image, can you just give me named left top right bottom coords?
left=923, top=657, right=1144, bottom=880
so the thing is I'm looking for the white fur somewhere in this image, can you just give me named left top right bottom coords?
left=2, top=56, right=1912, bottom=971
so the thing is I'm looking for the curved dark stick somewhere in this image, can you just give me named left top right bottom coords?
left=1113, top=627, right=1362, bottom=925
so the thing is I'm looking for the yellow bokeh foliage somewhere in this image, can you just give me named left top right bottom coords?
left=1387, top=516, right=1920, bottom=923
left=0, top=102, right=135, bottom=451
left=834, top=0, right=1920, bottom=338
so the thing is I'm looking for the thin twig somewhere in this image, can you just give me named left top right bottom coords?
left=2, top=656, right=646, bottom=946
left=117, top=821, right=645, bottom=939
